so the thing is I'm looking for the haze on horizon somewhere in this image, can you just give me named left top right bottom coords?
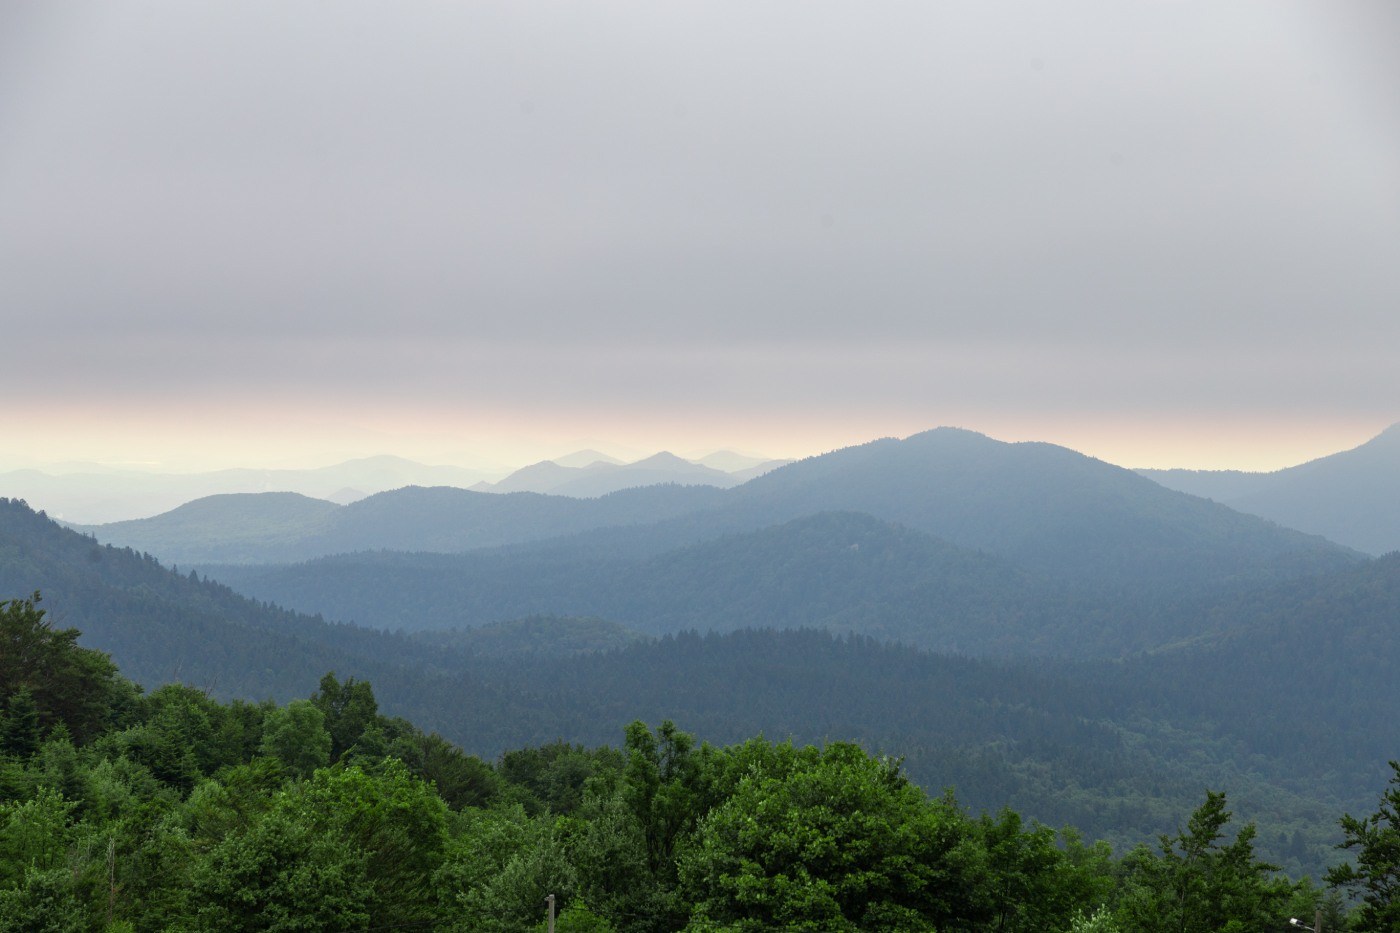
left=3, top=2, right=1397, bottom=475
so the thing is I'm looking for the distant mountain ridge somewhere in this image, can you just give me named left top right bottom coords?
left=477, top=450, right=791, bottom=497
left=1, top=455, right=498, bottom=524
left=71, top=483, right=731, bottom=565
left=78, top=428, right=1360, bottom=590
left=4, top=449, right=794, bottom=523
left=1139, top=422, right=1400, bottom=555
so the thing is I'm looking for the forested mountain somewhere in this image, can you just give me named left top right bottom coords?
left=71, top=482, right=729, bottom=565
left=0, top=497, right=461, bottom=705
left=714, top=428, right=1358, bottom=583
left=4, top=496, right=1397, bottom=882
left=1140, top=422, right=1400, bottom=555
left=82, top=429, right=1358, bottom=593
left=203, top=511, right=1192, bottom=657
left=1119, top=553, right=1400, bottom=790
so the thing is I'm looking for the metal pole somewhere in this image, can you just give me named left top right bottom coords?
left=546, top=893, right=555, bottom=933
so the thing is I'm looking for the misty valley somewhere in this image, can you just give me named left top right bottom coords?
left=3, top=426, right=1400, bottom=931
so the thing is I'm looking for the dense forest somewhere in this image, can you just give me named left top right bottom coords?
left=7, top=593, right=1399, bottom=932
left=6, top=497, right=1400, bottom=882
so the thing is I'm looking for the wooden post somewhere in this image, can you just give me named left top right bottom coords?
left=546, top=893, right=555, bottom=933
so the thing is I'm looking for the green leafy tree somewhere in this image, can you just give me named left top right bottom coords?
left=179, top=757, right=286, bottom=849
left=434, top=804, right=577, bottom=933
left=257, top=699, right=331, bottom=778
left=680, top=741, right=988, bottom=931
left=294, top=759, right=450, bottom=926
left=190, top=808, right=371, bottom=932
left=544, top=897, right=618, bottom=932
left=622, top=720, right=703, bottom=877
left=500, top=741, right=622, bottom=815
left=310, top=672, right=379, bottom=761
left=1117, top=790, right=1292, bottom=933
left=0, top=787, right=74, bottom=888
left=1327, top=760, right=1400, bottom=931
left=0, top=593, right=131, bottom=743
left=0, top=866, right=92, bottom=933
left=566, top=788, right=655, bottom=929
left=975, top=810, right=1115, bottom=933
left=386, top=729, right=502, bottom=809
left=0, top=687, right=41, bottom=759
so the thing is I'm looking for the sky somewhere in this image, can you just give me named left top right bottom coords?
left=2, top=2, right=1398, bottom=474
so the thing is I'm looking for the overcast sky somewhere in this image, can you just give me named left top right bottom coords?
left=2, top=1, right=1397, bottom=472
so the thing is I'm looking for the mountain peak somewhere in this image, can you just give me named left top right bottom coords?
left=904, top=426, right=995, bottom=445
left=553, top=449, right=624, bottom=468
left=632, top=451, right=699, bottom=468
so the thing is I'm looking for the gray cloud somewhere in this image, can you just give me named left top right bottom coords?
left=2, top=1, right=1397, bottom=447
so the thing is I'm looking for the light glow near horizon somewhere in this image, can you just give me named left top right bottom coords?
left=0, top=401, right=1389, bottom=476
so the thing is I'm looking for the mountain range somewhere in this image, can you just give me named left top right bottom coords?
left=0, top=455, right=494, bottom=524
left=5, top=449, right=790, bottom=525
left=7, top=421, right=1400, bottom=879
left=76, top=428, right=1358, bottom=583
left=475, top=450, right=790, bottom=497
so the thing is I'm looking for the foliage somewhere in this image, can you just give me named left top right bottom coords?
left=680, top=742, right=988, bottom=931
left=258, top=699, right=330, bottom=778
left=190, top=808, right=372, bottom=931
left=1327, top=760, right=1400, bottom=931
left=309, top=672, right=378, bottom=761
left=0, top=593, right=132, bottom=743
left=1116, top=790, right=1294, bottom=933
left=0, top=578, right=1396, bottom=931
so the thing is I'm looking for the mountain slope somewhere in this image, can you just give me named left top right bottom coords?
left=0, top=497, right=450, bottom=701
left=1139, top=423, right=1400, bottom=555
left=720, top=428, right=1358, bottom=583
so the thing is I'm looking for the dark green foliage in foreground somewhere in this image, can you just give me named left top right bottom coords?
left=0, top=594, right=137, bottom=745
left=1328, top=761, right=1400, bottom=931
left=1115, top=791, right=1292, bottom=933
left=0, top=594, right=1380, bottom=932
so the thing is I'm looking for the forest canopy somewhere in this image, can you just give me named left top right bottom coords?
left=1, top=593, right=1389, bottom=932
